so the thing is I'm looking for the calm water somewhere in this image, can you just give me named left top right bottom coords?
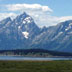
left=0, top=56, right=72, bottom=61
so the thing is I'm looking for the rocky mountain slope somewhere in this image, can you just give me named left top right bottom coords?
left=0, top=12, right=72, bottom=53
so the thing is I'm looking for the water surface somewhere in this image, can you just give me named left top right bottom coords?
left=0, top=56, right=72, bottom=61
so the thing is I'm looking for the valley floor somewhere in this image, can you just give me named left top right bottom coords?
left=0, top=60, right=72, bottom=72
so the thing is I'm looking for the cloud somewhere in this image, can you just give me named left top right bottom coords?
left=6, top=4, right=53, bottom=13
left=59, top=16, right=72, bottom=22
left=0, top=13, right=17, bottom=21
left=0, top=4, right=72, bottom=27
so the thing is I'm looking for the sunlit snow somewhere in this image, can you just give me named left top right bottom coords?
left=24, top=17, right=32, bottom=23
left=18, top=26, right=21, bottom=29
left=22, top=31, right=29, bottom=39
left=65, top=26, right=71, bottom=31
left=23, top=21, right=26, bottom=24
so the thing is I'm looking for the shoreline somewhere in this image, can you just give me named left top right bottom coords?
left=0, top=55, right=71, bottom=61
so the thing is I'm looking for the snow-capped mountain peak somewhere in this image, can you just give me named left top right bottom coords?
left=1, top=12, right=72, bottom=53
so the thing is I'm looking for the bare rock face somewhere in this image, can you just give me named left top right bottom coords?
left=0, top=12, right=72, bottom=53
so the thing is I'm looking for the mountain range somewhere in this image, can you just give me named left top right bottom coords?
left=0, top=12, right=72, bottom=53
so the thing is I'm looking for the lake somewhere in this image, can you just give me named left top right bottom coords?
left=0, top=56, right=72, bottom=61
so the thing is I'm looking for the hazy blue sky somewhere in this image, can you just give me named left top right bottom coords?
left=0, top=0, right=72, bottom=27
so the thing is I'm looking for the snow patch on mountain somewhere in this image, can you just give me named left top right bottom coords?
left=51, top=32, right=63, bottom=41
left=18, top=26, right=21, bottom=29
left=65, top=23, right=72, bottom=31
left=22, top=31, right=29, bottom=39
left=65, top=26, right=71, bottom=31
left=69, top=23, right=72, bottom=26
left=67, top=31, right=72, bottom=34
left=24, top=17, right=33, bottom=23
left=23, top=21, right=26, bottom=24
left=58, top=32, right=63, bottom=35
left=22, top=16, right=33, bottom=24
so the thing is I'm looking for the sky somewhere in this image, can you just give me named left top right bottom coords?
left=0, top=0, right=72, bottom=27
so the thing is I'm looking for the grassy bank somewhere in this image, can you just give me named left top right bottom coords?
left=0, top=60, right=72, bottom=72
